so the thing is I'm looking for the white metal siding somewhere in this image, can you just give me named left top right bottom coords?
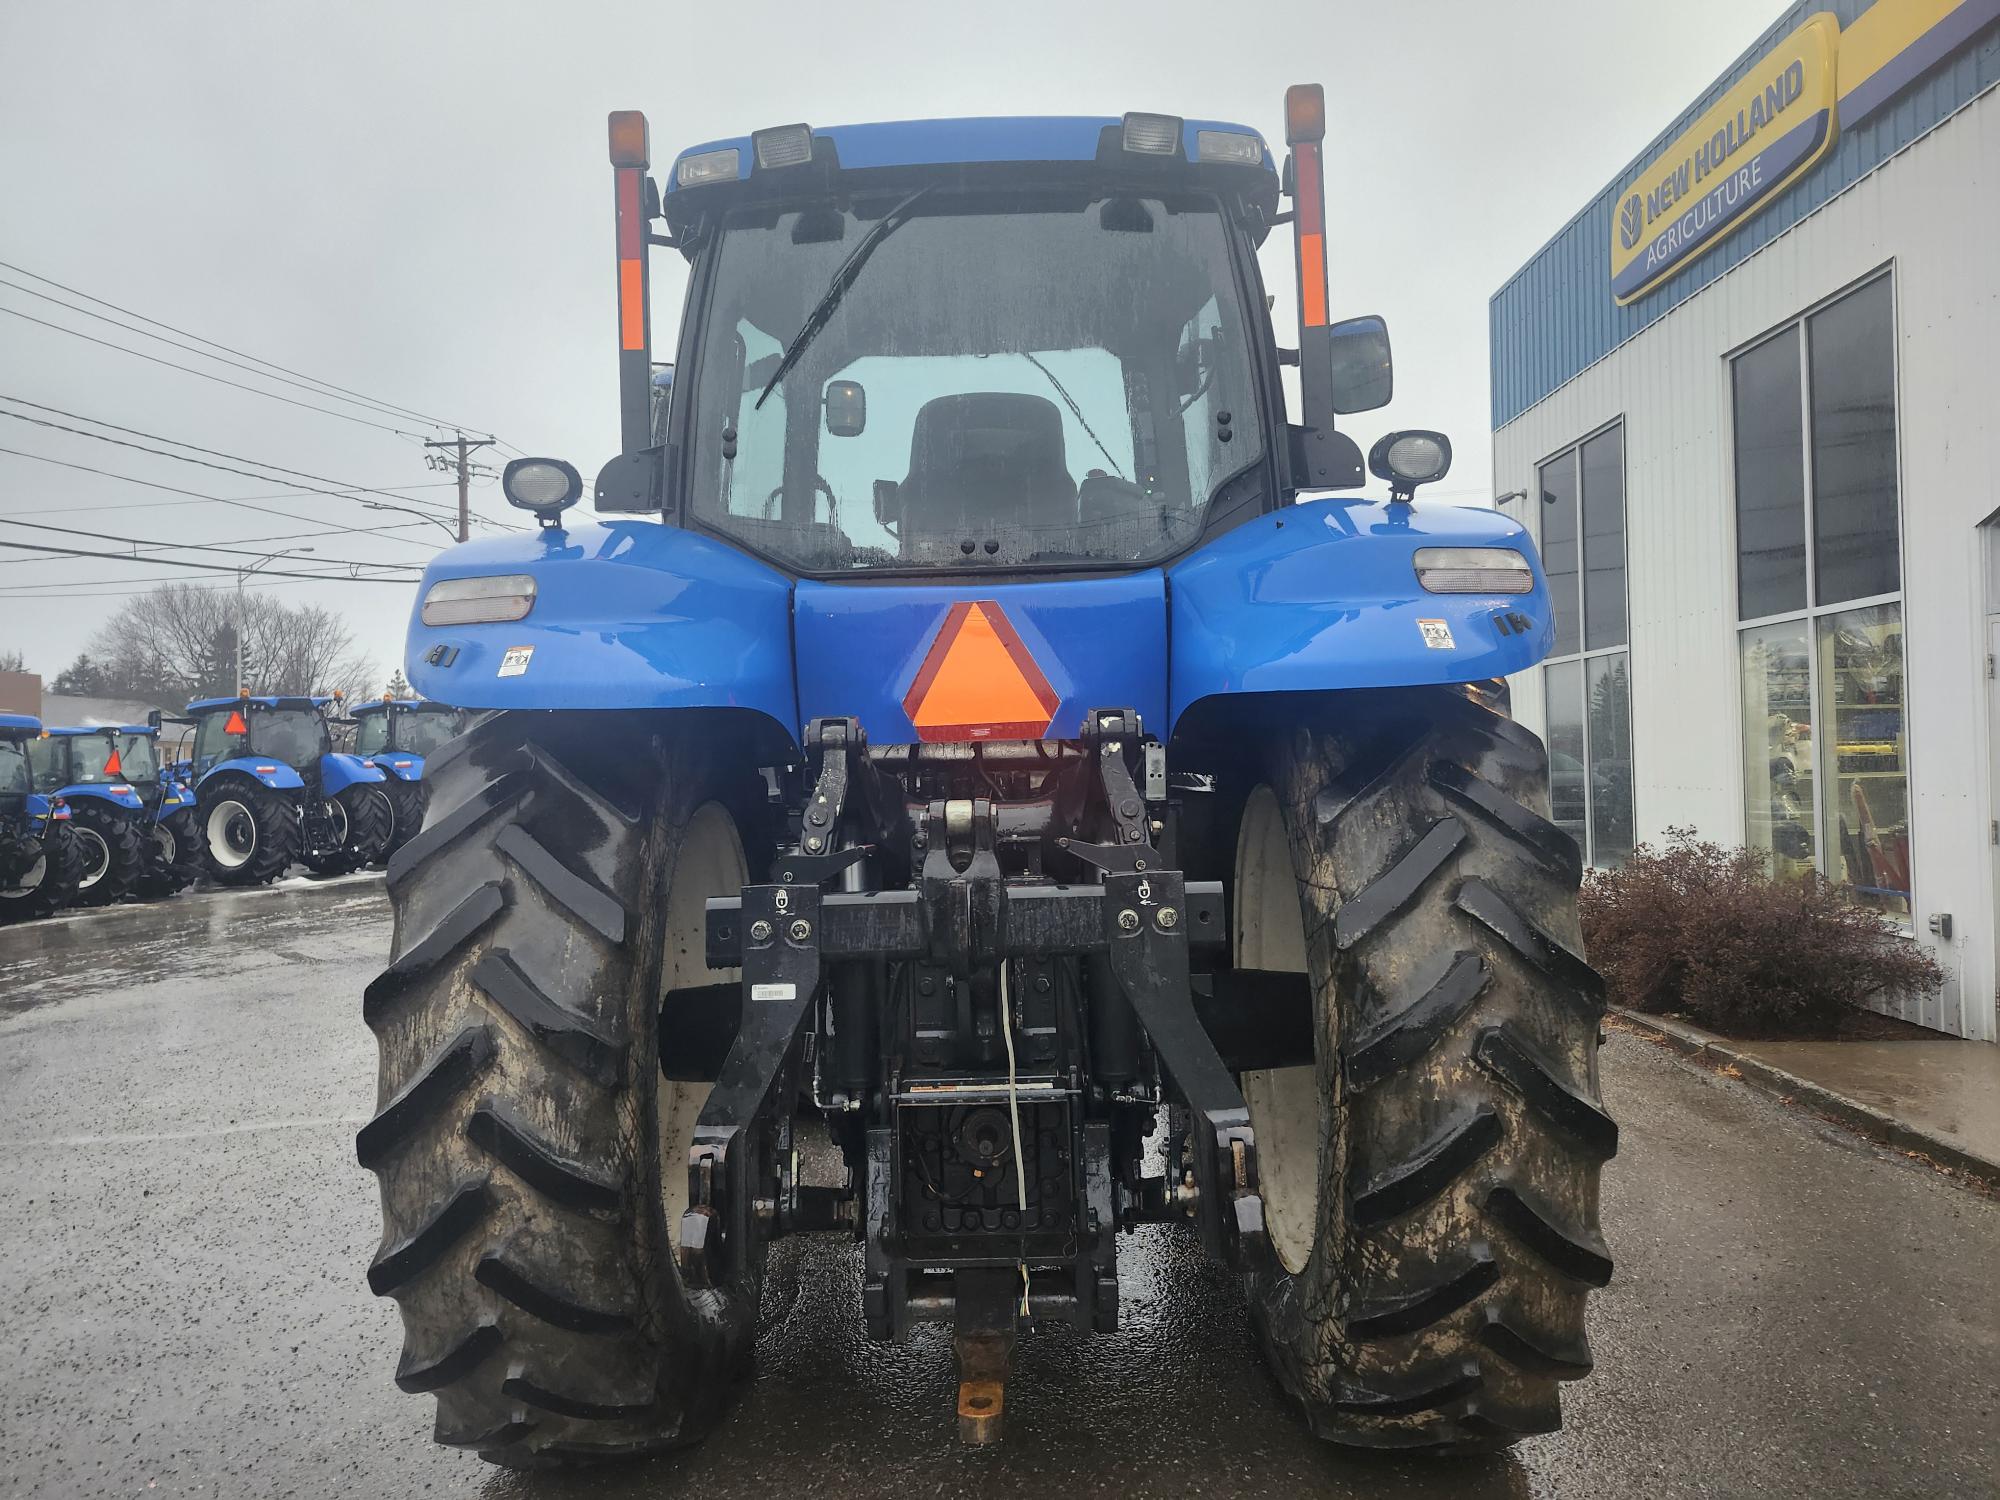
left=1493, top=84, right=2000, bottom=1040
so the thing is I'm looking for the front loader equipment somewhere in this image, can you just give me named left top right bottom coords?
left=361, top=88, right=1613, bottom=1467
left=188, top=695, right=390, bottom=885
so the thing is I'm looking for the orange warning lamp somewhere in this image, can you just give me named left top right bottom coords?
left=903, top=601, right=1059, bottom=742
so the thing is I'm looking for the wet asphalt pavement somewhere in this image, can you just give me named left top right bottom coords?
left=2, top=882, right=1996, bottom=1499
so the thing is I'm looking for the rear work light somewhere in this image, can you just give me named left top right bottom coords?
left=752, top=123, right=813, bottom=169
left=421, top=574, right=538, bottom=626
left=1121, top=112, right=1182, bottom=155
left=1195, top=129, right=1262, bottom=165
left=676, top=147, right=740, bottom=187
left=1413, top=547, right=1535, bottom=595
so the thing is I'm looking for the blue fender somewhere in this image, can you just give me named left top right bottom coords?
left=57, top=782, right=149, bottom=814
left=320, top=752, right=387, bottom=795
left=26, top=793, right=63, bottom=825
left=196, top=757, right=307, bottom=795
left=404, top=521, right=798, bottom=738
left=155, top=784, right=195, bottom=817
left=369, top=753, right=426, bottom=782
left=1165, top=498, right=1555, bottom=736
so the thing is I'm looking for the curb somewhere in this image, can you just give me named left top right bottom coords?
left=1610, top=1007, right=2000, bottom=1191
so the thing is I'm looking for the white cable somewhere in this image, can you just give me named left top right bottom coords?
left=999, top=960, right=1027, bottom=1213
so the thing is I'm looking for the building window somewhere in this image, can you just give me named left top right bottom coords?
left=1733, top=273, right=1908, bottom=923
left=1539, top=421, right=1633, bottom=867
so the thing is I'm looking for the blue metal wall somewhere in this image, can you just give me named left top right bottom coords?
left=1490, top=0, right=2000, bottom=429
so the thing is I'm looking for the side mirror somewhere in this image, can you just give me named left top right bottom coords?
left=1368, top=429, right=1452, bottom=502
left=594, top=447, right=661, bottom=514
left=503, top=457, right=583, bottom=526
left=1328, top=315, right=1393, bottom=415
left=825, top=379, right=867, bottom=437
left=873, top=479, right=902, bottom=533
left=147, top=709, right=162, bottom=731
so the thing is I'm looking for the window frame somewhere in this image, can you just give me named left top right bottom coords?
left=1537, top=415, right=1633, bottom=869
left=1727, top=268, right=1911, bottom=914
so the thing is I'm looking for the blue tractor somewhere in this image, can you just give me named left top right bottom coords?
left=188, top=694, right=390, bottom=885
left=346, top=697, right=468, bottom=862
left=0, top=714, right=84, bottom=922
left=24, top=726, right=155, bottom=906
left=360, top=90, right=1612, bottom=1466
left=121, top=717, right=206, bottom=898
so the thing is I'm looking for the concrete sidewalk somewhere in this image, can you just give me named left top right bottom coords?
left=1614, top=1009, right=2000, bottom=1188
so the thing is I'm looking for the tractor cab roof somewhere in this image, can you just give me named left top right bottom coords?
left=187, top=694, right=329, bottom=714
left=0, top=712, right=39, bottom=739
left=42, top=724, right=151, bottom=738
left=664, top=114, right=1281, bottom=242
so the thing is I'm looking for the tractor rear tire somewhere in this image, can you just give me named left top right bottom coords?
left=69, top=801, right=145, bottom=907
left=137, top=807, right=205, bottom=898
left=1235, top=685, right=1614, bottom=1450
left=359, top=711, right=760, bottom=1468
left=200, top=780, right=300, bottom=887
left=302, top=784, right=391, bottom=877
left=378, top=780, right=429, bottom=864
left=0, top=821, right=84, bottom=922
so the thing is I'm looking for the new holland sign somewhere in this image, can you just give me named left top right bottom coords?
left=1611, top=13, right=1839, bottom=305
left=1610, top=0, right=2000, bottom=305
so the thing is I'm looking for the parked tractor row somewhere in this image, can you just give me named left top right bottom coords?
left=0, top=696, right=463, bottom=922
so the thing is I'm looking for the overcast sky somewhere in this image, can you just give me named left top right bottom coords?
left=0, top=0, right=1768, bottom=691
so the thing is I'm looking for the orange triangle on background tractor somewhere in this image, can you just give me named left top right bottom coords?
left=103, top=747, right=122, bottom=777
left=225, top=710, right=248, bottom=735
left=903, top=600, right=1060, bottom=742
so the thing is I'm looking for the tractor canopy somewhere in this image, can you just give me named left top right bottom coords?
left=27, top=728, right=149, bottom=809
left=405, top=108, right=1555, bottom=748
left=187, top=696, right=332, bottom=778
left=350, top=699, right=463, bottom=759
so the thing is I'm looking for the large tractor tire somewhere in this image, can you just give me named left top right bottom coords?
left=69, top=800, right=146, bottom=907
left=0, top=821, right=84, bottom=922
left=359, top=712, right=760, bottom=1468
left=302, top=783, right=391, bottom=877
left=137, top=807, right=205, bottom=898
left=200, top=779, right=301, bottom=887
left=1233, top=685, right=1614, bottom=1451
left=376, top=779, right=429, bottom=865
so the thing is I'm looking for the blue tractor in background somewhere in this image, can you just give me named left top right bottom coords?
left=24, top=726, right=153, bottom=906
left=188, top=694, right=390, bottom=885
left=0, top=714, right=83, bottom=922
left=360, top=89, right=1612, bottom=1466
left=122, top=716, right=206, bottom=898
left=346, top=697, right=467, bottom=863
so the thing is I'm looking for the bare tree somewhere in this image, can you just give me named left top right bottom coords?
left=87, top=584, right=377, bottom=702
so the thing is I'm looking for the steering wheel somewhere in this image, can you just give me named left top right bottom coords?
left=762, top=477, right=837, bottom=521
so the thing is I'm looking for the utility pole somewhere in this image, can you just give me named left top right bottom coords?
left=424, top=431, right=496, bottom=543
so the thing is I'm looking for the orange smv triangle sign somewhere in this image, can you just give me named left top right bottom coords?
left=903, top=600, right=1060, bottom=742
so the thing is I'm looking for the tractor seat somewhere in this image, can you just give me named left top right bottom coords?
left=896, top=393, right=1078, bottom=543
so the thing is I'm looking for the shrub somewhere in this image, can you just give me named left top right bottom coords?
left=1578, top=827, right=1942, bottom=1037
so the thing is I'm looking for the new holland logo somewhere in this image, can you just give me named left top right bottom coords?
left=1618, top=194, right=1644, bottom=251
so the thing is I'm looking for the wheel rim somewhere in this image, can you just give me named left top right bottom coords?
left=657, top=802, right=748, bottom=1230
left=0, top=850, right=44, bottom=899
left=74, top=827, right=111, bottom=890
left=154, top=824, right=178, bottom=864
left=324, top=799, right=349, bottom=851
left=1235, top=785, right=1320, bottom=1276
left=207, top=799, right=257, bottom=869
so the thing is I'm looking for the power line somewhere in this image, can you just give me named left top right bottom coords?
left=0, top=518, right=436, bottom=575
left=0, top=538, right=419, bottom=582
left=0, top=517, right=424, bottom=573
left=0, top=277, right=463, bottom=431
left=0, top=306, right=432, bottom=438
left=0, top=257, right=507, bottom=439
left=0, top=398, right=521, bottom=533
left=0, top=445, right=452, bottom=548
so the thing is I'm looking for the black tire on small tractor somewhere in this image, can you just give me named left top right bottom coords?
left=68, top=799, right=146, bottom=907
left=136, top=807, right=206, bottom=898
left=199, top=779, right=301, bottom=887
left=359, top=711, right=761, bottom=1468
left=1233, top=684, right=1614, bottom=1450
left=0, top=820, right=84, bottom=921
left=302, top=783, right=391, bottom=877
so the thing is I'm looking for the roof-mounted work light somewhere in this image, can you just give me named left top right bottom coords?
left=1121, top=112, right=1182, bottom=155
left=752, top=123, right=814, bottom=169
left=1195, top=129, right=1262, bottom=165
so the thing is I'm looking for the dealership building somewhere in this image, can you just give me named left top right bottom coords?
left=1489, top=0, right=2000, bottom=1039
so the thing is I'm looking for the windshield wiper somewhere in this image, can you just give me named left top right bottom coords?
left=754, top=188, right=932, bottom=411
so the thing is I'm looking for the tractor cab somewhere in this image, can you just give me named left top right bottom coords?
left=349, top=698, right=464, bottom=766
left=25, top=727, right=150, bottom=905
left=0, top=712, right=82, bottom=921
left=189, top=696, right=331, bottom=780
